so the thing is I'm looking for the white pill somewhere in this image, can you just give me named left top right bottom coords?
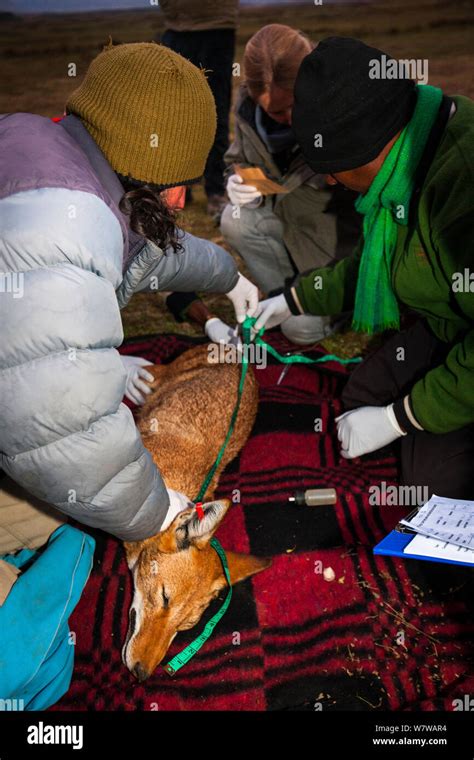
left=323, top=567, right=336, bottom=582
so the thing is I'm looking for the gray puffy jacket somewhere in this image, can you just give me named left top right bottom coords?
left=0, top=113, right=238, bottom=541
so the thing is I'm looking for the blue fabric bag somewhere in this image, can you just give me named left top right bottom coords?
left=0, top=524, right=95, bottom=711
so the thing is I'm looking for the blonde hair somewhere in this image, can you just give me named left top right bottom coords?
left=243, top=23, right=314, bottom=100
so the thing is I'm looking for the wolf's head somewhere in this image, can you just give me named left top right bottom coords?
left=123, top=499, right=270, bottom=681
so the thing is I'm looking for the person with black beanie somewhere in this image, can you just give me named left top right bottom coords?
left=254, top=37, right=474, bottom=501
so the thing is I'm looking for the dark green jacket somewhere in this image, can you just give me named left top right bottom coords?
left=286, top=95, right=474, bottom=434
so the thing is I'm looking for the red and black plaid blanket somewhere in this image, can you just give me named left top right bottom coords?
left=52, top=333, right=474, bottom=712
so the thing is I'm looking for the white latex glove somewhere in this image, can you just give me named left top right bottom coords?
left=226, top=173, right=262, bottom=206
left=121, top=355, right=154, bottom=405
left=161, top=488, right=194, bottom=531
left=205, top=317, right=242, bottom=348
left=336, top=404, right=406, bottom=459
left=253, top=294, right=292, bottom=332
left=226, top=273, right=259, bottom=324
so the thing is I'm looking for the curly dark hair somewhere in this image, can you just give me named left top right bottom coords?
left=118, top=174, right=184, bottom=253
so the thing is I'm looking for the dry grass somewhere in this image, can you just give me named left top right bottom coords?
left=2, top=0, right=473, bottom=349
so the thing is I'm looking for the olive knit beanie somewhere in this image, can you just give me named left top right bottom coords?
left=66, top=41, right=216, bottom=188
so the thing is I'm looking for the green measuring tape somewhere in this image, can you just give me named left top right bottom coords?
left=163, top=537, right=232, bottom=676
left=244, top=316, right=363, bottom=367
left=163, top=316, right=362, bottom=675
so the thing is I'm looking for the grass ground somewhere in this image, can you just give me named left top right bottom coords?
left=2, top=0, right=473, bottom=353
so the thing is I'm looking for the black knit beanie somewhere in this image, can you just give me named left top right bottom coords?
left=292, top=37, right=417, bottom=174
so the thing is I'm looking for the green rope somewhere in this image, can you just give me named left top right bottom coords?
left=163, top=316, right=362, bottom=675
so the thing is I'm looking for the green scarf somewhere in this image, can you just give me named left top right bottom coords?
left=352, top=84, right=443, bottom=334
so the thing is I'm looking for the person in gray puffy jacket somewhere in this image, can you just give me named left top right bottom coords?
left=0, top=42, right=258, bottom=542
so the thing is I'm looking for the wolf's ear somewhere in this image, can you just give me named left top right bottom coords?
left=157, top=500, right=231, bottom=552
left=156, top=506, right=196, bottom=553
left=212, top=551, right=271, bottom=592
left=185, top=500, right=231, bottom=549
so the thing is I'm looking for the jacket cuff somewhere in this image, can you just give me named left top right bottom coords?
left=284, top=286, right=304, bottom=316
left=393, top=395, right=424, bottom=434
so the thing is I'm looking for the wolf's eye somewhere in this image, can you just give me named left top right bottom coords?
left=161, top=587, right=169, bottom=609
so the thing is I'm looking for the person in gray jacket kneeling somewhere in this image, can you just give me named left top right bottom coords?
left=0, top=42, right=258, bottom=543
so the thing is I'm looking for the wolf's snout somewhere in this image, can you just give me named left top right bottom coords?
left=132, top=662, right=149, bottom=682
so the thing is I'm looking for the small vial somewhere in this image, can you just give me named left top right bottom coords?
left=288, top=488, right=337, bottom=507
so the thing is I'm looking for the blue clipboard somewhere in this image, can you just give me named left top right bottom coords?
left=374, top=528, right=474, bottom=567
